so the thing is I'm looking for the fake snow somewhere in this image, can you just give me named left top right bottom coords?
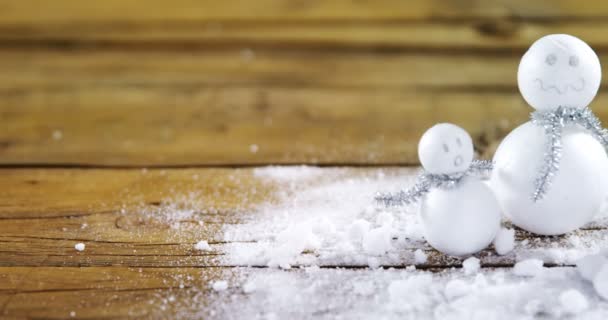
left=578, top=253, right=608, bottom=281
left=188, top=267, right=608, bottom=319
left=74, top=243, right=85, bottom=251
left=444, top=279, right=470, bottom=300
left=195, top=241, right=211, bottom=251
left=135, top=166, right=608, bottom=318
left=414, top=249, right=427, bottom=264
left=362, top=227, right=392, bottom=257
left=211, top=280, right=228, bottom=292
left=559, top=289, right=589, bottom=314
left=514, top=259, right=544, bottom=277
left=494, top=228, right=515, bottom=255
left=463, top=257, right=480, bottom=275
left=594, top=264, right=608, bottom=300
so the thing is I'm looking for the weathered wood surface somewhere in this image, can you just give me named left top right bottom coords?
left=1, top=167, right=607, bottom=318
left=2, top=1, right=608, bottom=165
left=3, top=49, right=608, bottom=165
left=3, top=0, right=608, bottom=318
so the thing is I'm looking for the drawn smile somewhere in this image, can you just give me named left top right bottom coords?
left=535, top=77, right=585, bottom=94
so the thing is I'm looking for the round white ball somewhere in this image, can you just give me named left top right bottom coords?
left=518, top=34, right=601, bottom=111
left=420, top=179, right=501, bottom=256
left=418, top=123, right=474, bottom=174
left=490, top=122, right=608, bottom=235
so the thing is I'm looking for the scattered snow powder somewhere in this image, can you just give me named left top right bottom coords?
left=577, top=253, right=607, bottom=281
left=362, top=227, right=392, bottom=256
left=513, top=259, right=544, bottom=277
left=242, top=281, right=257, bottom=294
left=348, top=219, right=371, bottom=243
left=194, top=241, right=211, bottom=251
left=388, top=274, right=435, bottom=312
left=593, top=264, right=608, bottom=300
left=249, top=144, right=259, bottom=154
left=74, top=243, right=85, bottom=251
left=559, top=289, right=589, bottom=314
left=211, top=281, right=228, bottom=292
left=414, top=249, right=427, bottom=265
left=462, top=257, right=480, bottom=275
left=494, top=228, right=515, bottom=255
left=52, top=130, right=63, bottom=140
left=444, top=279, right=470, bottom=300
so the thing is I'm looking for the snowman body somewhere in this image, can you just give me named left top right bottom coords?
left=420, top=177, right=501, bottom=256
left=490, top=34, right=608, bottom=235
left=491, top=122, right=608, bottom=235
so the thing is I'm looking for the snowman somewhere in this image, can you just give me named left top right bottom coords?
left=491, top=34, right=608, bottom=235
left=376, top=123, right=501, bottom=256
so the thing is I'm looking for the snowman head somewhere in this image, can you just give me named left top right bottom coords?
left=518, top=34, right=601, bottom=111
left=418, top=123, right=474, bottom=175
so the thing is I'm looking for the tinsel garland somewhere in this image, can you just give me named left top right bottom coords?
left=375, top=160, right=493, bottom=207
left=531, top=106, right=608, bottom=201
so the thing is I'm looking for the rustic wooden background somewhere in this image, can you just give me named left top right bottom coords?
left=2, top=0, right=608, bottom=318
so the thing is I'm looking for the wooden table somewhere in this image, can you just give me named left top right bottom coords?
left=2, top=1, right=608, bottom=318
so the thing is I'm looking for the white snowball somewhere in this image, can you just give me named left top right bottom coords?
left=462, top=257, right=480, bottom=275
left=212, top=280, right=228, bottom=292
left=362, top=227, right=392, bottom=256
left=74, top=243, right=85, bottom=251
left=348, top=219, right=370, bottom=243
left=559, top=289, right=589, bottom=314
left=577, top=253, right=608, bottom=281
left=444, top=279, right=470, bottom=300
left=417, top=123, right=474, bottom=174
left=375, top=212, right=394, bottom=227
left=420, top=179, right=501, bottom=256
left=414, top=249, right=427, bottom=265
left=194, top=240, right=211, bottom=251
left=491, top=122, right=608, bottom=235
left=518, top=34, right=601, bottom=111
left=513, top=259, right=544, bottom=277
left=242, top=281, right=257, bottom=294
left=593, top=263, right=608, bottom=300
left=494, top=228, right=515, bottom=255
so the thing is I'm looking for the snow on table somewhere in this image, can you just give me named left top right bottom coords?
left=3, top=166, right=608, bottom=319
left=200, top=166, right=608, bottom=319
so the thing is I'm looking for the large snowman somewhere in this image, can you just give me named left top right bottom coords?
left=491, top=34, right=608, bottom=235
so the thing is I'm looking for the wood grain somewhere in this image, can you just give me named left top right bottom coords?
left=1, top=0, right=607, bottom=24
left=0, top=168, right=605, bottom=268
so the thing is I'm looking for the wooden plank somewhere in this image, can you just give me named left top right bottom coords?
left=1, top=88, right=529, bottom=166
left=0, top=267, right=232, bottom=319
left=0, top=168, right=271, bottom=218
left=1, top=266, right=602, bottom=320
left=5, top=20, right=608, bottom=52
left=3, top=49, right=608, bottom=165
left=1, top=168, right=606, bottom=268
left=1, top=0, right=607, bottom=24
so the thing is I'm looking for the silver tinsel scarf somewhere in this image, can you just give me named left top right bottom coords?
left=374, top=160, right=493, bottom=207
left=530, top=106, right=608, bottom=201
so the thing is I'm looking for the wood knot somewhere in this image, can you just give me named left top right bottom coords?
left=474, top=19, right=519, bottom=38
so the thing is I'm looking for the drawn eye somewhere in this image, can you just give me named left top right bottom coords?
left=545, top=54, right=557, bottom=66
left=569, top=55, right=579, bottom=67
left=442, top=143, right=449, bottom=153
left=456, top=138, right=462, bottom=147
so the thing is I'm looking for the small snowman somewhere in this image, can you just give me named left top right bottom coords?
left=376, top=123, right=501, bottom=256
left=491, top=34, right=608, bottom=235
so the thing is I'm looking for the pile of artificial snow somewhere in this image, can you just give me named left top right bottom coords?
left=192, top=266, right=608, bottom=319
left=136, top=166, right=608, bottom=318
left=222, top=167, right=425, bottom=268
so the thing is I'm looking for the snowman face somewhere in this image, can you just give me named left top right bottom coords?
left=418, top=123, right=474, bottom=174
left=518, top=34, right=601, bottom=111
